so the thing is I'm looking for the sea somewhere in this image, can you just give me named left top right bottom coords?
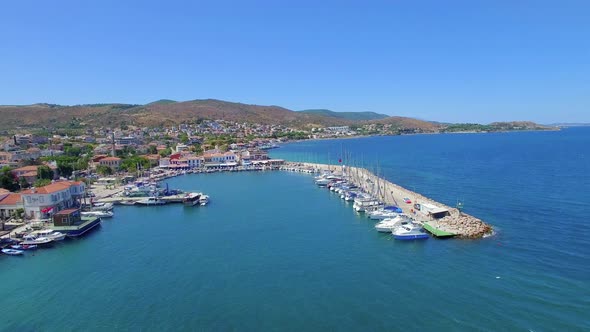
left=0, top=127, right=588, bottom=331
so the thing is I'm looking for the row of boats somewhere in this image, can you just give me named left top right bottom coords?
left=1, top=228, right=68, bottom=256
left=315, top=173, right=429, bottom=240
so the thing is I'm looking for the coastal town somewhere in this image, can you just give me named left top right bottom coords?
left=0, top=115, right=494, bottom=257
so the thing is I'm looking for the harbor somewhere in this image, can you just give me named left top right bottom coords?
left=281, top=161, right=493, bottom=238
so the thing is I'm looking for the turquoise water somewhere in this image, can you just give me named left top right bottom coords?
left=1, top=129, right=589, bottom=331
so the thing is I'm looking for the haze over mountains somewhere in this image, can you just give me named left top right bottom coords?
left=0, top=99, right=550, bottom=133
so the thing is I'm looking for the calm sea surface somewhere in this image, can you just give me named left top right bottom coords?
left=1, top=128, right=589, bottom=331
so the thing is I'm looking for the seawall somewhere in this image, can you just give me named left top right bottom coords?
left=284, top=161, right=493, bottom=238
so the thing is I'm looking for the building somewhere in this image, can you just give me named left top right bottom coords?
left=0, top=193, right=23, bottom=220
left=11, top=165, right=59, bottom=184
left=115, top=136, right=138, bottom=145
left=175, top=143, right=190, bottom=153
left=20, top=181, right=86, bottom=219
left=186, top=156, right=204, bottom=169
left=99, top=157, right=121, bottom=170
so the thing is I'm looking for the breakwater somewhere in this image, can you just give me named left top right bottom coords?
left=283, top=161, right=493, bottom=238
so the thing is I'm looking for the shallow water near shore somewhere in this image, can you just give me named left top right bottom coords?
left=0, top=128, right=589, bottom=331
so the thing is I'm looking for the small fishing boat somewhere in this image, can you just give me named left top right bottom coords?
left=119, top=200, right=137, bottom=206
left=10, top=244, right=38, bottom=250
left=393, top=224, right=429, bottom=240
left=2, top=248, right=24, bottom=255
left=82, top=211, right=114, bottom=218
left=199, top=195, right=210, bottom=206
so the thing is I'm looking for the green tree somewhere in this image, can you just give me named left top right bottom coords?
left=58, top=163, right=74, bottom=178
left=19, top=177, right=29, bottom=189
left=158, top=147, right=172, bottom=157
left=96, top=165, right=113, bottom=176
left=33, top=178, right=52, bottom=187
left=120, top=156, right=151, bottom=172
left=0, top=167, right=19, bottom=191
left=37, top=165, right=54, bottom=180
left=148, top=145, right=158, bottom=154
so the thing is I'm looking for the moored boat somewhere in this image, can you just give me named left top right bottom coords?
left=10, top=244, right=38, bottom=250
left=136, top=197, right=167, bottom=206
left=82, top=211, right=114, bottom=218
left=29, top=229, right=67, bottom=241
left=20, top=234, right=54, bottom=246
left=393, top=224, right=429, bottom=240
left=374, top=214, right=412, bottom=233
left=199, top=195, right=210, bottom=206
left=2, top=248, right=24, bottom=256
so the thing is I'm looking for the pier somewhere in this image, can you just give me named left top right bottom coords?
left=283, top=162, right=492, bottom=238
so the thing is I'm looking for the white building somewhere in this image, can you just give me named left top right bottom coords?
left=20, top=181, right=86, bottom=219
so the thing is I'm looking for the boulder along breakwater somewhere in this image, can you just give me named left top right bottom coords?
left=284, top=161, right=493, bottom=238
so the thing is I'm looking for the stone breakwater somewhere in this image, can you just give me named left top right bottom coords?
left=284, top=162, right=493, bottom=238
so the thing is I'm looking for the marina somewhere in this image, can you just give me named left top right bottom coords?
left=281, top=162, right=492, bottom=238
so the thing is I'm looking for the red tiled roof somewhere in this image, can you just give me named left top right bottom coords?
left=20, top=181, right=81, bottom=195
left=0, top=193, right=22, bottom=206
left=100, top=157, right=121, bottom=161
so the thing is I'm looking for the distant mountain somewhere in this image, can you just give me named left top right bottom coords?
left=299, top=109, right=389, bottom=121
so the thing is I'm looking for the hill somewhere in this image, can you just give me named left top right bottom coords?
left=299, top=109, right=389, bottom=121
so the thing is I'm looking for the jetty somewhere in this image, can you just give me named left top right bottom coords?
left=283, top=162, right=492, bottom=238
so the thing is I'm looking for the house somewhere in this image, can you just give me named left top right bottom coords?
left=186, top=156, right=204, bottom=169
left=175, top=143, right=190, bottom=153
left=99, top=157, right=121, bottom=170
left=20, top=181, right=86, bottom=219
left=0, top=193, right=23, bottom=220
left=11, top=165, right=59, bottom=184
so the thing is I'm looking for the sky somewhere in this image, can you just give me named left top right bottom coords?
left=0, top=0, right=588, bottom=123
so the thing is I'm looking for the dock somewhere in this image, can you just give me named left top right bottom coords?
left=283, top=162, right=493, bottom=238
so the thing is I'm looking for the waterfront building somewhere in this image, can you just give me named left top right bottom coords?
left=0, top=192, right=23, bottom=220
left=20, top=181, right=86, bottom=219
left=12, top=165, right=59, bottom=184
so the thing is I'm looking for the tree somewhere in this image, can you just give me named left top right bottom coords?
left=96, top=165, right=113, bottom=176
left=159, top=147, right=172, bottom=157
left=120, top=156, right=151, bottom=173
left=148, top=145, right=158, bottom=154
left=58, top=163, right=74, bottom=178
left=19, top=177, right=29, bottom=189
left=33, top=179, right=52, bottom=187
left=37, top=165, right=54, bottom=180
left=0, top=167, right=19, bottom=192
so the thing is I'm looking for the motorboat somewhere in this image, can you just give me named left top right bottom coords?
left=136, top=197, right=167, bottom=206
left=199, top=195, right=210, bottom=206
left=2, top=248, right=24, bottom=256
left=353, top=197, right=383, bottom=212
left=28, top=229, right=67, bottom=241
left=119, top=200, right=137, bottom=206
left=82, top=211, right=114, bottom=218
left=393, top=224, right=429, bottom=240
left=368, top=205, right=404, bottom=220
left=92, top=202, right=114, bottom=211
left=10, top=244, right=38, bottom=250
left=374, top=214, right=411, bottom=233
left=20, top=234, right=53, bottom=246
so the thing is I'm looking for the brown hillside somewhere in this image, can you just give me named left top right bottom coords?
left=370, top=116, right=442, bottom=131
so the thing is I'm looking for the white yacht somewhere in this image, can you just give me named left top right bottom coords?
left=368, top=209, right=400, bottom=220
left=92, top=202, right=114, bottom=211
left=136, top=197, right=167, bottom=206
left=393, top=223, right=429, bottom=240
left=183, top=193, right=201, bottom=206
left=29, top=229, right=67, bottom=241
left=353, top=197, right=383, bottom=212
left=199, top=195, right=210, bottom=206
left=21, top=234, right=54, bottom=246
left=374, top=215, right=412, bottom=233
left=82, top=211, right=114, bottom=218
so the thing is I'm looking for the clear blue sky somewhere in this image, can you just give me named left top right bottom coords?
left=1, top=0, right=588, bottom=123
